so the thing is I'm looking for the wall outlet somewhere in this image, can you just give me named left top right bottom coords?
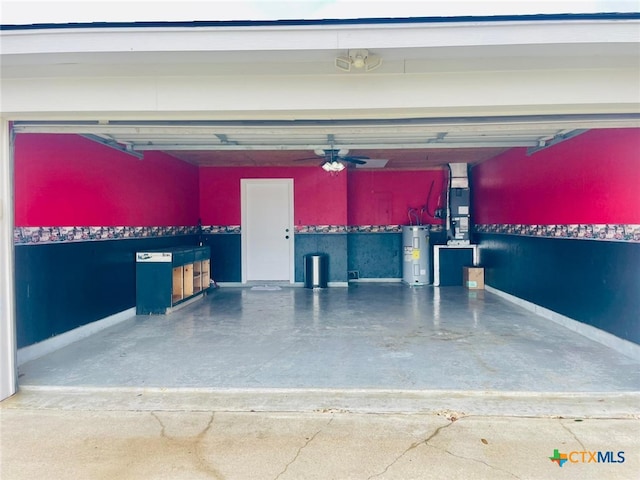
left=348, top=270, right=360, bottom=280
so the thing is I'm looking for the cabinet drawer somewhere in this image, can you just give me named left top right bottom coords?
left=172, top=249, right=195, bottom=266
left=194, top=246, right=210, bottom=261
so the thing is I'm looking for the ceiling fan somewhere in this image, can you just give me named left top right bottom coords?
left=295, top=149, right=369, bottom=171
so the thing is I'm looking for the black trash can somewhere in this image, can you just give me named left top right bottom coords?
left=304, top=253, right=328, bottom=289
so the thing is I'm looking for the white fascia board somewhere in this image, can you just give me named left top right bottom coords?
left=3, top=67, right=639, bottom=119
left=1, top=19, right=639, bottom=56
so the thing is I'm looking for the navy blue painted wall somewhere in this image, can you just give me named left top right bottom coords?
left=202, top=232, right=444, bottom=283
left=202, top=232, right=434, bottom=282
left=295, top=234, right=348, bottom=283
left=202, top=234, right=241, bottom=282
left=202, top=233, right=351, bottom=283
left=347, top=233, right=402, bottom=278
left=15, top=235, right=199, bottom=348
left=477, top=234, right=640, bottom=344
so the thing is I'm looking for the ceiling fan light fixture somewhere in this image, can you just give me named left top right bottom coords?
left=322, top=160, right=345, bottom=172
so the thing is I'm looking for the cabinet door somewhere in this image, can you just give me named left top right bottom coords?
left=172, top=266, right=184, bottom=304
left=136, top=262, right=172, bottom=314
left=183, top=264, right=194, bottom=297
left=193, top=261, right=202, bottom=293
left=202, top=259, right=210, bottom=288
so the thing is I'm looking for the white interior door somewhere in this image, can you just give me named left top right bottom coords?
left=241, top=179, right=294, bottom=282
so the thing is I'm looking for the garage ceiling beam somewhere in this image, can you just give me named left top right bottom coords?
left=12, top=114, right=638, bottom=157
left=130, top=141, right=534, bottom=151
left=526, top=129, right=588, bottom=156
left=80, top=134, right=144, bottom=159
left=11, top=113, right=640, bottom=134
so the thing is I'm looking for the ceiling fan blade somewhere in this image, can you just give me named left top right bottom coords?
left=294, top=156, right=325, bottom=161
left=343, top=157, right=367, bottom=165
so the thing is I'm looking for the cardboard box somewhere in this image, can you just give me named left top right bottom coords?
left=463, top=266, right=484, bottom=290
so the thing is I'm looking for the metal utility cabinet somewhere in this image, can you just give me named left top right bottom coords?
left=136, top=246, right=211, bottom=314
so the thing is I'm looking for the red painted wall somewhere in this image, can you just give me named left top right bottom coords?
left=347, top=170, right=447, bottom=225
left=14, top=134, right=200, bottom=227
left=472, top=128, right=640, bottom=224
left=199, top=167, right=347, bottom=225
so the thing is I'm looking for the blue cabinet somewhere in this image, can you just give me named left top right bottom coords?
left=136, top=246, right=211, bottom=314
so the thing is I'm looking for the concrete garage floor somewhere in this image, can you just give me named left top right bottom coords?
left=2, top=284, right=640, bottom=479
left=15, top=284, right=640, bottom=394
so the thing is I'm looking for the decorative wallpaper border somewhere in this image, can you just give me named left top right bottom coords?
left=200, top=225, right=445, bottom=235
left=201, top=224, right=445, bottom=235
left=201, top=225, right=241, bottom=234
left=348, top=225, right=400, bottom=233
left=295, top=225, right=445, bottom=234
left=19, top=223, right=611, bottom=246
left=475, top=224, right=640, bottom=243
left=296, top=225, right=348, bottom=234
left=14, top=226, right=200, bottom=246
left=346, top=224, right=445, bottom=234
left=15, top=224, right=446, bottom=244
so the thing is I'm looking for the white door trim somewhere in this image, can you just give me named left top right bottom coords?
left=0, top=119, right=17, bottom=401
left=241, top=178, right=294, bottom=284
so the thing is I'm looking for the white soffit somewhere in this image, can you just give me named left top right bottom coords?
left=1, top=18, right=639, bottom=79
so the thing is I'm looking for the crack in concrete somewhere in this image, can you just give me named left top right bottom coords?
left=150, top=411, right=167, bottom=438
left=194, top=413, right=221, bottom=479
left=368, top=418, right=520, bottom=480
left=273, top=424, right=326, bottom=480
left=150, top=411, right=224, bottom=480
left=367, top=421, right=455, bottom=479
left=560, top=421, right=586, bottom=451
left=433, top=446, right=522, bottom=480
left=422, top=417, right=521, bottom=480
